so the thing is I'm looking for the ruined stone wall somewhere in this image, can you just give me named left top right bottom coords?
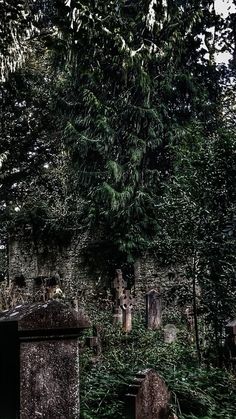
left=8, top=230, right=189, bottom=313
left=134, top=254, right=189, bottom=319
left=8, top=229, right=95, bottom=301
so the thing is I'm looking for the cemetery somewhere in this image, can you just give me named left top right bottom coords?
left=1, top=0, right=236, bottom=418
left=0, top=267, right=236, bottom=418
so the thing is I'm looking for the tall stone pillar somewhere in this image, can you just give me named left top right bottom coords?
left=146, top=289, right=162, bottom=330
left=0, top=300, right=91, bottom=418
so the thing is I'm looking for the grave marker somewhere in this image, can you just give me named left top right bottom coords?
left=164, top=324, right=178, bottom=343
left=225, top=319, right=236, bottom=372
left=185, top=306, right=194, bottom=332
left=125, top=369, right=170, bottom=419
left=120, top=289, right=135, bottom=333
left=0, top=300, right=91, bottom=418
left=146, top=289, right=162, bottom=330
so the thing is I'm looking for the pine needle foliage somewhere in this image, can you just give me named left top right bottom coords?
left=57, top=0, right=225, bottom=261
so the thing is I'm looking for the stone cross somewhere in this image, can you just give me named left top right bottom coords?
left=146, top=289, right=162, bottom=330
left=125, top=369, right=170, bottom=419
left=113, top=269, right=127, bottom=295
left=120, top=289, right=135, bottom=333
left=112, top=269, right=127, bottom=325
left=0, top=300, right=91, bottom=418
left=164, top=324, right=178, bottom=343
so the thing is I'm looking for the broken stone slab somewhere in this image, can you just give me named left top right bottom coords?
left=0, top=300, right=91, bottom=419
left=125, top=368, right=170, bottom=419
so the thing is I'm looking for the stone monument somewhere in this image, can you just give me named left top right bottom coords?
left=125, top=369, right=170, bottom=419
left=146, top=289, right=162, bottom=330
left=0, top=300, right=91, bottom=418
left=164, top=324, right=178, bottom=344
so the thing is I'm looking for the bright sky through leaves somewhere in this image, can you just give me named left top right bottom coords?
left=215, top=0, right=236, bottom=63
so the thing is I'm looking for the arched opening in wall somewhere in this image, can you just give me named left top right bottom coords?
left=13, top=274, right=26, bottom=288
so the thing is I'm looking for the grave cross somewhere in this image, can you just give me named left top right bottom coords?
left=113, top=269, right=127, bottom=295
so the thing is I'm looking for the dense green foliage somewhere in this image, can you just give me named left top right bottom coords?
left=0, top=0, right=56, bottom=82
left=1, top=3, right=236, bottom=415
left=61, top=0, right=228, bottom=260
left=1, top=1, right=235, bottom=258
left=80, top=313, right=236, bottom=418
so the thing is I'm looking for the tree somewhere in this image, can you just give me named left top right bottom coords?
left=55, top=0, right=224, bottom=265
left=0, top=0, right=57, bottom=83
left=156, top=117, right=236, bottom=363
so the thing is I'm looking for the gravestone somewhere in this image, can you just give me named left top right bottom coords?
left=164, top=324, right=177, bottom=343
left=226, top=319, right=236, bottom=337
left=113, top=269, right=127, bottom=325
left=225, top=319, right=236, bottom=372
left=125, top=369, right=170, bottom=419
left=120, top=289, right=135, bottom=333
left=146, top=289, right=162, bottom=330
left=0, top=300, right=91, bottom=419
left=185, top=306, right=194, bottom=332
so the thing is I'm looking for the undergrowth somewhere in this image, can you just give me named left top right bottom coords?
left=80, top=313, right=236, bottom=419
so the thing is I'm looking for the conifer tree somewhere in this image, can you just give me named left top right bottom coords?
left=60, top=0, right=223, bottom=262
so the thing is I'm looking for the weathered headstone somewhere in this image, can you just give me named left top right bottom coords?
left=224, top=319, right=236, bottom=372
left=146, top=289, right=162, bottom=330
left=0, top=300, right=91, bottom=419
left=120, top=289, right=135, bottom=333
left=164, top=324, right=177, bottom=343
left=226, top=319, right=236, bottom=338
left=112, top=269, right=127, bottom=325
left=185, top=306, right=194, bottom=332
left=125, top=369, right=170, bottom=419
